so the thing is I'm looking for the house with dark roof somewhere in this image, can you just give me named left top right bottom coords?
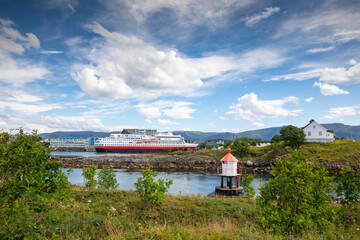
left=302, top=119, right=335, bottom=143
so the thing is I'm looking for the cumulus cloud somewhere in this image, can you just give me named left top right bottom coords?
left=227, top=93, right=302, bottom=122
left=245, top=7, right=280, bottom=26
left=313, top=82, right=349, bottom=96
left=136, top=101, right=195, bottom=120
left=306, top=46, right=335, bottom=53
left=319, top=62, right=360, bottom=85
left=158, top=119, right=179, bottom=125
left=324, top=105, right=360, bottom=119
left=305, top=97, right=314, bottom=103
left=0, top=19, right=40, bottom=54
left=72, top=23, right=284, bottom=100
left=219, top=116, right=229, bottom=120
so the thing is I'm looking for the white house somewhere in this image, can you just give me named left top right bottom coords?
left=301, top=120, right=335, bottom=143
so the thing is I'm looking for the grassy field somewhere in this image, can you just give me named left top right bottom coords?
left=22, top=187, right=359, bottom=239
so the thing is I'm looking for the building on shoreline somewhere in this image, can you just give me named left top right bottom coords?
left=50, top=137, right=98, bottom=150
left=302, top=120, right=335, bottom=143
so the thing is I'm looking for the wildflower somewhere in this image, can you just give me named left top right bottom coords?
left=87, top=199, right=92, bottom=203
left=110, top=207, right=116, bottom=213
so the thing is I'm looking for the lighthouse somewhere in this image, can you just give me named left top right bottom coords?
left=215, top=148, right=243, bottom=196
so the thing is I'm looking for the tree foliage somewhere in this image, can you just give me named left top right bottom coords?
left=336, top=168, right=360, bottom=205
left=280, top=125, right=306, bottom=148
left=134, top=167, right=173, bottom=208
left=230, top=138, right=250, bottom=157
left=241, top=172, right=256, bottom=198
left=82, top=164, right=98, bottom=188
left=271, top=134, right=282, bottom=143
left=257, top=150, right=334, bottom=235
left=98, top=168, right=119, bottom=189
left=0, top=129, right=71, bottom=238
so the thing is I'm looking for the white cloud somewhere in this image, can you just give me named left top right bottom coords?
left=319, top=62, right=360, bottom=85
left=313, top=82, right=349, bottom=96
left=349, top=59, right=357, bottom=65
left=136, top=101, right=195, bottom=120
left=0, top=51, right=49, bottom=86
left=232, top=128, right=239, bottom=132
left=219, top=116, right=229, bottom=120
left=208, top=122, right=214, bottom=126
left=181, top=128, right=190, bottom=131
left=306, top=46, right=335, bottom=53
left=278, top=7, right=360, bottom=45
left=0, top=19, right=40, bottom=54
left=324, top=105, right=360, bottom=119
left=305, top=97, right=314, bottom=103
left=123, top=0, right=252, bottom=26
left=0, top=101, right=63, bottom=114
left=6, top=93, right=42, bottom=103
left=252, top=122, right=264, bottom=127
left=267, top=69, right=323, bottom=82
left=72, top=23, right=285, bottom=100
left=40, top=50, right=63, bottom=54
left=227, top=93, right=302, bottom=122
left=65, top=36, right=83, bottom=45
left=68, top=4, right=75, bottom=12
left=245, top=7, right=280, bottom=26
left=29, top=116, right=106, bottom=133
left=158, top=119, right=179, bottom=125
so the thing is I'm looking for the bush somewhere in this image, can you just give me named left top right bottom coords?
left=230, top=138, right=250, bottom=157
left=257, top=149, right=334, bottom=235
left=83, top=165, right=98, bottom=188
left=98, top=168, right=119, bottom=189
left=336, top=168, right=360, bottom=205
left=134, top=168, right=173, bottom=208
left=241, top=172, right=255, bottom=198
left=0, top=129, right=71, bottom=238
left=270, top=134, right=282, bottom=143
left=280, top=125, right=305, bottom=148
left=163, top=148, right=172, bottom=153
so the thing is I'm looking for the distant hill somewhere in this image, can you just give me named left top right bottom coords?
left=38, top=123, right=360, bottom=141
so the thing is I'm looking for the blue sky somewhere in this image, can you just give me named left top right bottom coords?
left=0, top=0, right=360, bottom=133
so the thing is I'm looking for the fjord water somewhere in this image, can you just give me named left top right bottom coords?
left=64, top=168, right=269, bottom=196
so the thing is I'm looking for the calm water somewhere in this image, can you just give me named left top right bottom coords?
left=51, top=151, right=138, bottom=157
left=65, top=168, right=269, bottom=196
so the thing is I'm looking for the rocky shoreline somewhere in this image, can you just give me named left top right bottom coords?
left=51, top=154, right=360, bottom=175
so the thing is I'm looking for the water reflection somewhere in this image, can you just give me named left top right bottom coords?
left=64, top=168, right=269, bottom=196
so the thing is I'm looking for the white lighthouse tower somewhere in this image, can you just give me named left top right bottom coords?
left=215, top=148, right=243, bottom=196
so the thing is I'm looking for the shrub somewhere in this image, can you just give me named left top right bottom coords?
left=271, top=134, right=282, bottom=143
left=257, top=149, right=334, bottom=235
left=279, top=125, right=306, bottom=148
left=241, top=172, right=255, bottom=198
left=98, top=168, right=119, bottom=189
left=134, top=167, right=173, bottom=208
left=83, top=165, right=98, bottom=188
left=0, top=129, right=71, bottom=238
left=231, top=138, right=250, bottom=157
left=336, top=168, right=360, bottom=205
left=163, top=148, right=172, bottom=153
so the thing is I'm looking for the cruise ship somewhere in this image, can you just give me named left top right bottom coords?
left=94, top=129, right=198, bottom=153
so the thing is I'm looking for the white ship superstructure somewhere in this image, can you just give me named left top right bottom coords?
left=94, top=130, right=197, bottom=153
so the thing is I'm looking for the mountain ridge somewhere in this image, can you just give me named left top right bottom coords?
left=38, top=123, right=360, bottom=141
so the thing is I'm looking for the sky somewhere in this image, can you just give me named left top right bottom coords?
left=0, top=0, right=360, bottom=134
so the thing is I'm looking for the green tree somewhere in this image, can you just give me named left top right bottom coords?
left=98, top=168, right=119, bottom=189
left=270, top=134, right=282, bottom=143
left=0, top=129, right=71, bottom=238
left=197, top=142, right=206, bottom=149
left=223, top=140, right=232, bottom=148
left=241, top=172, right=255, bottom=198
left=134, top=168, right=173, bottom=208
left=280, top=125, right=305, bottom=148
left=257, top=150, right=334, bottom=235
left=336, top=168, right=360, bottom=205
left=230, top=138, right=250, bottom=157
left=82, top=164, right=98, bottom=188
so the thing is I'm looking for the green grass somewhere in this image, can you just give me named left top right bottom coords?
left=11, top=187, right=358, bottom=239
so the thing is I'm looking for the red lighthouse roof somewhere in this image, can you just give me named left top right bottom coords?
left=220, top=148, right=238, bottom=162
